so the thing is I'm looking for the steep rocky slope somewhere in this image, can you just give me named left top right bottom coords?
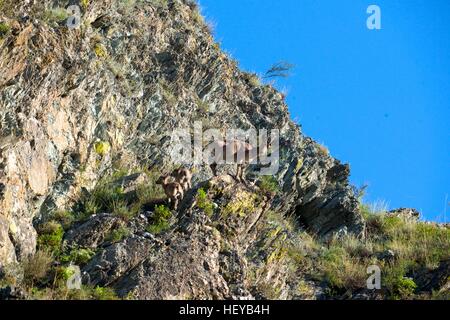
left=0, top=0, right=448, bottom=300
left=0, top=0, right=363, bottom=270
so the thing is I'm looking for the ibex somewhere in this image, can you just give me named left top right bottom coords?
left=209, top=139, right=269, bottom=182
left=171, top=167, right=192, bottom=192
left=156, top=175, right=184, bottom=210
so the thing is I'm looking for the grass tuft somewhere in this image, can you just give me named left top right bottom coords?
left=0, top=22, right=10, bottom=39
left=196, top=188, right=214, bottom=217
left=146, top=205, right=172, bottom=234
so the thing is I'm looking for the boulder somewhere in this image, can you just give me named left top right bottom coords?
left=389, top=208, right=420, bottom=221
left=64, top=213, right=121, bottom=249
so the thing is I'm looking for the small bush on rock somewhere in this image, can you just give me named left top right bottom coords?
left=60, top=248, right=96, bottom=265
left=196, top=188, right=214, bottom=217
left=258, top=176, right=280, bottom=195
left=0, top=22, right=10, bottom=39
left=37, top=221, right=64, bottom=255
left=92, top=286, right=119, bottom=300
left=23, top=250, right=53, bottom=286
left=106, top=226, right=130, bottom=243
left=147, top=205, right=172, bottom=234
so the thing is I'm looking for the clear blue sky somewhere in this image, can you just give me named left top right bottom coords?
left=199, top=0, right=450, bottom=222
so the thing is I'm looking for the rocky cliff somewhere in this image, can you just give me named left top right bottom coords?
left=0, top=0, right=448, bottom=300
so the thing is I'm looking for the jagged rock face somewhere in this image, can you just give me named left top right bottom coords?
left=388, top=208, right=420, bottom=221
left=68, top=175, right=299, bottom=299
left=0, top=0, right=364, bottom=269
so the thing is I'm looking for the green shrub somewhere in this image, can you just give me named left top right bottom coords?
left=94, top=141, right=110, bottom=156
left=381, top=216, right=404, bottom=234
left=135, top=168, right=166, bottom=203
left=106, top=226, right=130, bottom=243
left=309, top=199, right=450, bottom=299
left=76, top=168, right=165, bottom=221
left=29, top=284, right=97, bottom=300
left=413, top=223, right=450, bottom=266
left=37, top=221, right=64, bottom=255
left=392, top=277, right=417, bottom=299
left=0, top=22, right=10, bottom=39
left=52, top=210, right=75, bottom=230
left=154, top=205, right=172, bottom=222
left=371, top=212, right=449, bottom=268
left=258, top=176, right=280, bottom=194
left=318, top=245, right=368, bottom=290
left=80, top=0, right=89, bottom=10
left=196, top=188, right=214, bottom=217
left=110, top=167, right=130, bottom=180
left=43, top=8, right=69, bottom=25
left=92, top=286, right=118, bottom=300
left=60, top=248, right=95, bottom=265
left=55, top=266, right=76, bottom=282
left=146, top=220, right=170, bottom=234
left=23, top=250, right=53, bottom=285
left=364, top=213, right=384, bottom=237
left=81, top=197, right=100, bottom=219
left=93, top=43, right=108, bottom=58
left=295, top=158, right=303, bottom=172
left=112, top=200, right=133, bottom=221
left=147, top=205, right=172, bottom=234
left=83, top=184, right=125, bottom=217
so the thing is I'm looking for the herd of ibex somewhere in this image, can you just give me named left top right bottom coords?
left=209, top=139, right=269, bottom=183
left=156, top=168, right=192, bottom=210
left=157, top=139, right=269, bottom=209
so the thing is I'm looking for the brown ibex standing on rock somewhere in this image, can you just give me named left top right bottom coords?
left=171, top=168, right=192, bottom=192
left=156, top=175, right=184, bottom=210
left=209, top=139, right=270, bottom=182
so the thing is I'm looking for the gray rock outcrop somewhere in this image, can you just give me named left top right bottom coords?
left=0, top=0, right=364, bottom=269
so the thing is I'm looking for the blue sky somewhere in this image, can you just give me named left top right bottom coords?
left=199, top=0, right=450, bottom=222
